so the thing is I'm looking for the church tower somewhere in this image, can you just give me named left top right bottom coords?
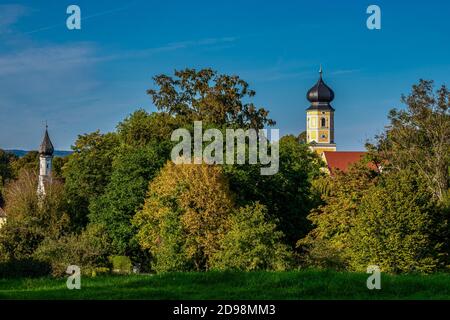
left=306, top=66, right=336, bottom=154
left=38, top=125, right=54, bottom=196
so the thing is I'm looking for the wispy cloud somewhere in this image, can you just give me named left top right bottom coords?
left=113, top=36, right=239, bottom=60
left=0, top=4, right=28, bottom=34
left=0, top=5, right=239, bottom=148
left=0, top=43, right=101, bottom=76
left=0, top=42, right=104, bottom=149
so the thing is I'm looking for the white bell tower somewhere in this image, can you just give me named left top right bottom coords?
left=38, top=125, right=54, bottom=196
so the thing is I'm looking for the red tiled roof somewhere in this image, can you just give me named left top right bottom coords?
left=322, top=151, right=367, bottom=173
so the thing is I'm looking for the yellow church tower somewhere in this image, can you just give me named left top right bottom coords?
left=306, top=66, right=336, bottom=154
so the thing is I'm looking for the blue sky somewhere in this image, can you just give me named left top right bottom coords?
left=0, top=0, right=449, bottom=151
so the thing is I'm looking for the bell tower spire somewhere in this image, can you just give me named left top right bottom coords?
left=305, top=67, right=337, bottom=154
left=38, top=124, right=54, bottom=196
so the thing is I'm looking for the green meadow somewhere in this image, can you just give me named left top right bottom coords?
left=1, top=270, right=449, bottom=300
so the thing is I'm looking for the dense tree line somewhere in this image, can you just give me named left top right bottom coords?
left=0, top=72, right=448, bottom=276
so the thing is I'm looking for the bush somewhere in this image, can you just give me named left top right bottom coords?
left=33, top=224, right=112, bottom=276
left=211, top=203, right=293, bottom=271
left=109, top=255, right=132, bottom=274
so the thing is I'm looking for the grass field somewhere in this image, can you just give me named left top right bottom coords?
left=1, top=270, right=449, bottom=300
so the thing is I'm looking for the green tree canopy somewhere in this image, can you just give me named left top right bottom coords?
left=372, top=79, right=450, bottom=203
left=11, top=151, right=38, bottom=178
left=147, top=68, right=275, bottom=129
left=0, top=149, right=15, bottom=183
left=349, top=170, right=446, bottom=273
left=224, top=135, right=323, bottom=247
left=211, top=202, right=293, bottom=271
left=63, top=131, right=119, bottom=229
left=116, top=109, right=181, bottom=147
left=298, top=160, right=380, bottom=270
left=0, top=149, right=16, bottom=207
left=89, top=143, right=168, bottom=258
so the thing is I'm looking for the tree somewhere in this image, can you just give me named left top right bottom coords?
left=33, top=224, right=112, bottom=276
left=11, top=151, right=38, bottom=177
left=349, top=170, right=446, bottom=273
left=87, top=110, right=174, bottom=266
left=133, top=162, right=235, bottom=272
left=0, top=170, right=70, bottom=261
left=52, top=156, right=68, bottom=180
left=297, top=131, right=307, bottom=143
left=373, top=80, right=450, bottom=203
left=297, top=160, right=380, bottom=269
left=147, top=68, right=275, bottom=129
left=224, top=135, right=323, bottom=247
left=211, top=202, right=293, bottom=271
left=0, top=149, right=15, bottom=184
left=0, top=149, right=16, bottom=207
left=63, top=131, right=119, bottom=229
left=89, top=143, right=168, bottom=259
left=116, top=109, right=181, bottom=147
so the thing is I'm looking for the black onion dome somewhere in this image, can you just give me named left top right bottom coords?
left=39, top=128, right=54, bottom=156
left=306, top=67, right=335, bottom=111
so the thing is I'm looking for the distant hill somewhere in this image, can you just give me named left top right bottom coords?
left=5, top=150, right=73, bottom=157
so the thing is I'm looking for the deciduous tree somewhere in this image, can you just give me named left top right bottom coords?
left=133, top=162, right=234, bottom=272
left=349, top=170, right=446, bottom=273
left=63, top=131, right=119, bottom=229
left=373, top=79, right=450, bottom=203
left=147, top=68, right=275, bottom=129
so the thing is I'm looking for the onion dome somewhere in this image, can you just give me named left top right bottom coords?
left=39, top=126, right=54, bottom=156
left=306, top=66, right=335, bottom=111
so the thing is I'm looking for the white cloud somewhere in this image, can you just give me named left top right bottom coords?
left=0, top=42, right=104, bottom=149
left=0, top=43, right=100, bottom=76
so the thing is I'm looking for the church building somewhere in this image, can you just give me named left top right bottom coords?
left=306, top=66, right=336, bottom=154
left=306, top=67, right=367, bottom=174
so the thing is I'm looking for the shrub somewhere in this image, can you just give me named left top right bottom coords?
left=109, top=255, right=132, bottom=274
left=33, top=224, right=112, bottom=276
left=211, top=203, right=293, bottom=271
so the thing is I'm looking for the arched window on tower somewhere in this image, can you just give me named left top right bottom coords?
left=321, top=117, right=326, bottom=128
